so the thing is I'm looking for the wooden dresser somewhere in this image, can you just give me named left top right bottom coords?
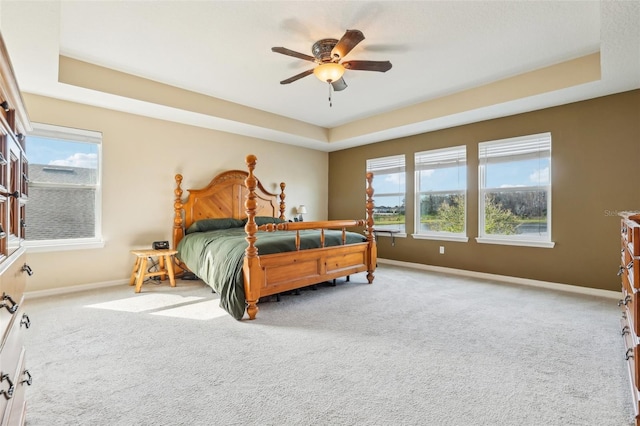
left=620, top=212, right=640, bottom=426
left=0, top=32, right=33, bottom=425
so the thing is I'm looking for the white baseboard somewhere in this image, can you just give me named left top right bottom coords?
left=24, top=260, right=621, bottom=301
left=25, top=279, right=129, bottom=300
left=377, top=258, right=621, bottom=300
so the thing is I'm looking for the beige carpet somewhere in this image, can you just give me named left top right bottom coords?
left=23, top=264, right=633, bottom=425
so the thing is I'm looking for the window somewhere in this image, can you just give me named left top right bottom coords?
left=478, top=132, right=554, bottom=248
left=414, top=145, right=467, bottom=241
left=25, top=123, right=103, bottom=251
left=366, top=155, right=406, bottom=233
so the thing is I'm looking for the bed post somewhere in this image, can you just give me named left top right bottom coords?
left=173, top=174, right=184, bottom=250
left=243, top=155, right=265, bottom=320
left=279, top=182, right=286, bottom=220
left=365, top=172, right=377, bottom=284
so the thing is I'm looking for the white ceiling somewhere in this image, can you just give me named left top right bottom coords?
left=1, top=1, right=639, bottom=152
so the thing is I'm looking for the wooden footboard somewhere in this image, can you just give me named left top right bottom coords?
left=256, top=242, right=370, bottom=295
left=243, top=155, right=376, bottom=319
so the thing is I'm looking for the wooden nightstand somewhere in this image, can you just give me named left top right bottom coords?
left=129, top=249, right=178, bottom=293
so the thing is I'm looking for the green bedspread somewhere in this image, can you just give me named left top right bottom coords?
left=177, top=227, right=367, bottom=319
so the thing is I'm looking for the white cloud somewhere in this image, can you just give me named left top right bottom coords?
left=384, top=174, right=405, bottom=185
left=50, top=153, right=97, bottom=168
left=529, top=167, right=550, bottom=184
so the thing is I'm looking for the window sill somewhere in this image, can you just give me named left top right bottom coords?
left=412, top=234, right=469, bottom=243
left=475, top=237, right=555, bottom=248
left=24, top=238, right=105, bottom=253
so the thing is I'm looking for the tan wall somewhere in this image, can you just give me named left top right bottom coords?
left=329, top=89, right=640, bottom=291
left=24, top=94, right=328, bottom=292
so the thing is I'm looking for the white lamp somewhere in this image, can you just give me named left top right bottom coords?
left=297, top=205, right=308, bottom=222
left=313, top=63, right=345, bottom=83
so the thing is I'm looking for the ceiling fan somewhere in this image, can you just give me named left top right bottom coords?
left=271, top=29, right=392, bottom=103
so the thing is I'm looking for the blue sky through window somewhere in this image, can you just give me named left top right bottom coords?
left=419, top=167, right=466, bottom=192
left=374, top=172, right=405, bottom=209
left=29, top=136, right=98, bottom=168
left=485, top=158, right=550, bottom=188
left=374, top=172, right=404, bottom=194
left=372, top=159, right=549, bottom=195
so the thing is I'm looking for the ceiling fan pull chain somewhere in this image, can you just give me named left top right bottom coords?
left=328, top=82, right=333, bottom=107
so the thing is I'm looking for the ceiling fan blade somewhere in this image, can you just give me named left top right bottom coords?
left=342, top=60, right=392, bottom=72
left=331, top=29, right=365, bottom=60
left=271, top=47, right=316, bottom=63
left=280, top=68, right=314, bottom=84
left=331, top=78, right=348, bottom=92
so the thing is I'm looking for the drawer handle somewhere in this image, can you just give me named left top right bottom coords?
left=20, top=313, right=30, bottom=329
left=0, top=190, right=19, bottom=198
left=622, top=325, right=630, bottom=336
left=20, top=370, right=32, bottom=386
left=618, top=266, right=625, bottom=276
left=1, top=293, right=18, bottom=314
left=21, top=263, right=33, bottom=276
left=627, top=261, right=634, bottom=270
left=626, top=348, right=634, bottom=360
left=0, top=374, right=14, bottom=400
left=619, top=295, right=633, bottom=306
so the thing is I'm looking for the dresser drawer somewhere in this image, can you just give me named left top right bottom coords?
left=0, top=252, right=27, bottom=345
left=623, top=249, right=640, bottom=290
left=622, top=318, right=640, bottom=392
left=623, top=218, right=640, bottom=257
left=629, top=259, right=640, bottom=291
left=1, top=347, right=27, bottom=426
left=621, top=279, right=640, bottom=337
left=0, top=304, right=28, bottom=384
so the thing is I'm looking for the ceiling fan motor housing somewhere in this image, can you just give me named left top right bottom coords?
left=312, top=38, right=339, bottom=62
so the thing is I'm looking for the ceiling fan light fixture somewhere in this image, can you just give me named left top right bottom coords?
left=313, top=62, right=344, bottom=83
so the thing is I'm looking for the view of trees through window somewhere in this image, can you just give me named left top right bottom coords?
left=367, top=132, right=551, bottom=242
left=479, top=133, right=551, bottom=240
left=372, top=194, right=405, bottom=231
left=367, top=155, right=405, bottom=232
left=416, top=190, right=547, bottom=234
left=483, top=190, right=548, bottom=235
left=415, top=146, right=466, bottom=236
left=419, top=194, right=465, bottom=233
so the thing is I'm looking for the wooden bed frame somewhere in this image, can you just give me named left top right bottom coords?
left=173, top=154, right=377, bottom=320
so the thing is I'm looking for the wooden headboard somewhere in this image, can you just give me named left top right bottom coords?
left=173, top=166, right=286, bottom=249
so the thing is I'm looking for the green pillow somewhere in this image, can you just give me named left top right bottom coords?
left=186, top=218, right=245, bottom=234
left=253, top=216, right=286, bottom=226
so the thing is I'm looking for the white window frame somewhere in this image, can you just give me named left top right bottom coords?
left=413, top=145, right=468, bottom=242
left=24, top=122, right=104, bottom=252
left=366, top=154, right=407, bottom=237
left=477, top=132, right=554, bottom=248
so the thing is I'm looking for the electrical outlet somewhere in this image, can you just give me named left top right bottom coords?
left=439, top=246, right=445, bottom=254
